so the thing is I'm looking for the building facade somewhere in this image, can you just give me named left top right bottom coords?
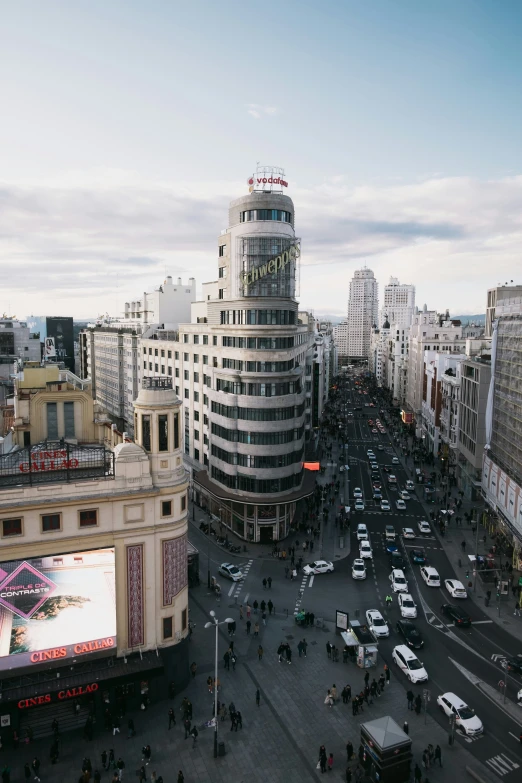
left=347, top=268, right=378, bottom=359
left=333, top=320, right=348, bottom=359
left=380, top=277, right=415, bottom=330
left=26, top=317, right=75, bottom=372
left=458, top=354, right=491, bottom=500
left=0, top=366, right=189, bottom=735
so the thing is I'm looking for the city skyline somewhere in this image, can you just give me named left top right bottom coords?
left=2, top=1, right=522, bottom=319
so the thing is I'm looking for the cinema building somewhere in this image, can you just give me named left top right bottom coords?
left=0, top=364, right=189, bottom=737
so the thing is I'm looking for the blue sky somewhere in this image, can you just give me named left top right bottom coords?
left=1, top=0, right=522, bottom=319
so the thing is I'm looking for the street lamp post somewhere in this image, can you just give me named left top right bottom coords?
left=204, top=610, right=233, bottom=758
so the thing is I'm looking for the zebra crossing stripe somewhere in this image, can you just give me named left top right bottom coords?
left=233, top=560, right=253, bottom=597
left=485, top=754, right=519, bottom=776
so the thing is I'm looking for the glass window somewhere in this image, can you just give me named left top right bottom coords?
left=79, top=509, right=98, bottom=528
left=158, top=414, right=169, bottom=452
left=2, top=518, right=22, bottom=537
left=184, top=389, right=189, bottom=399
left=174, top=413, right=180, bottom=449
left=42, top=513, right=61, bottom=532
left=182, top=608, right=187, bottom=630
left=161, top=500, right=172, bottom=517
left=163, top=616, right=173, bottom=639
left=142, top=414, right=151, bottom=451
left=203, top=335, right=208, bottom=345
left=181, top=495, right=187, bottom=511
left=46, top=402, right=58, bottom=439
left=194, top=335, right=199, bottom=344
left=64, top=401, right=75, bottom=438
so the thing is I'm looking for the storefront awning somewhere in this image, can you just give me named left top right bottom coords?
left=194, top=468, right=316, bottom=505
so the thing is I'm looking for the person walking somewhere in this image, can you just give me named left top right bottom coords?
left=301, top=638, right=308, bottom=657
left=384, top=664, right=390, bottom=685
left=407, top=689, right=414, bottom=710
left=138, top=767, right=146, bottom=783
left=326, top=641, right=332, bottom=659
left=253, top=621, right=260, bottom=637
left=286, top=645, right=292, bottom=664
left=253, top=600, right=259, bottom=614
left=190, top=726, right=198, bottom=748
left=268, top=599, right=274, bottom=615
left=101, top=750, right=108, bottom=770
left=24, top=764, right=31, bottom=783
left=255, top=689, right=260, bottom=707
left=378, top=673, right=385, bottom=693
left=168, top=707, right=176, bottom=729
left=262, top=578, right=267, bottom=590
left=177, top=773, right=184, bottom=783
left=239, top=604, right=244, bottom=620
left=514, top=601, right=521, bottom=617
left=258, top=645, right=264, bottom=661
left=278, top=642, right=285, bottom=662
left=262, top=610, right=267, bottom=626
left=414, top=764, right=422, bottom=783
left=414, top=694, right=422, bottom=715
left=319, top=747, right=327, bottom=774
left=116, top=757, right=125, bottom=780
left=267, top=576, right=272, bottom=589
left=190, top=661, right=197, bottom=678
left=434, top=745, right=442, bottom=767
left=142, top=746, right=151, bottom=766
left=246, top=619, right=251, bottom=635
left=223, top=650, right=230, bottom=670
left=327, top=753, right=334, bottom=772
left=364, top=671, right=370, bottom=687
left=346, top=740, right=353, bottom=761
left=31, top=758, right=41, bottom=783
left=184, top=718, right=191, bottom=739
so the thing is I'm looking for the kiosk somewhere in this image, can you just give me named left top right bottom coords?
left=360, top=716, right=412, bottom=782
left=341, top=620, right=378, bottom=669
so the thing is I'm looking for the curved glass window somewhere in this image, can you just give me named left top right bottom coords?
left=211, top=401, right=305, bottom=421
left=211, top=423, right=304, bottom=444
left=216, top=379, right=301, bottom=396
left=211, top=445, right=304, bottom=468
left=240, top=209, right=292, bottom=223
left=211, top=466, right=303, bottom=493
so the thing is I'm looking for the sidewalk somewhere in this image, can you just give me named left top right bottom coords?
left=0, top=593, right=499, bottom=783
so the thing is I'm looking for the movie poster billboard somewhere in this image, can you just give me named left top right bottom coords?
left=0, top=548, right=116, bottom=671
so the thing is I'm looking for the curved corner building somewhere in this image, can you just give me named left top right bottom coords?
left=193, top=177, right=315, bottom=543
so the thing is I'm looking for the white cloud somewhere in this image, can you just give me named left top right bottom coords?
left=245, top=103, right=278, bottom=119
left=1, top=172, right=521, bottom=318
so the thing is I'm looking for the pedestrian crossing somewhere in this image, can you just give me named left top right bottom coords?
left=485, top=753, right=519, bottom=776
left=232, top=559, right=253, bottom=599
left=294, top=573, right=308, bottom=613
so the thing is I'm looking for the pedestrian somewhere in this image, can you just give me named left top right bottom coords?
left=223, top=650, right=230, bottom=669
left=109, top=749, right=115, bottom=770
left=206, top=676, right=213, bottom=694
left=231, top=651, right=237, bottom=670
left=190, top=661, right=197, bottom=678
left=327, top=753, right=334, bottom=772
left=101, top=750, right=108, bottom=770
left=190, top=726, right=198, bottom=748
left=434, top=745, right=442, bottom=767
left=184, top=718, right=191, bottom=739
left=268, top=599, right=274, bottom=615
left=414, top=764, right=422, bottom=783
left=301, top=638, right=308, bottom=657
left=177, top=773, right=184, bottom=783
left=286, top=645, right=292, bottom=664
left=346, top=740, right=353, bottom=760
left=117, top=757, right=125, bottom=780
left=113, top=716, right=120, bottom=735
left=298, top=640, right=304, bottom=657
left=239, top=604, right=244, bottom=620
left=262, top=610, right=267, bottom=625
left=364, top=671, right=370, bottom=687
left=370, top=679, right=377, bottom=699
left=31, top=758, right=40, bottom=782
left=24, top=764, right=31, bottom=782
left=254, top=621, right=260, bottom=637
left=403, top=721, right=409, bottom=735
left=514, top=601, right=521, bottom=617
left=326, top=641, right=332, bottom=659
left=384, top=664, right=390, bottom=684
left=246, top=619, right=251, bottom=634
left=414, top=694, right=422, bottom=715
left=320, top=747, right=327, bottom=774
left=253, top=600, right=258, bottom=614
left=422, top=749, right=429, bottom=770
left=278, top=642, right=285, bottom=662
left=267, top=576, right=272, bottom=589
left=262, top=578, right=267, bottom=590
left=138, top=767, right=146, bottom=783
left=255, top=689, right=260, bottom=707
left=331, top=684, right=338, bottom=703
left=236, top=710, right=243, bottom=729
left=258, top=645, right=263, bottom=661
left=407, top=689, right=414, bottom=710
left=49, top=740, right=59, bottom=764
left=246, top=603, right=251, bottom=618
left=142, top=745, right=151, bottom=766
left=378, top=674, right=385, bottom=693
left=461, top=540, right=466, bottom=552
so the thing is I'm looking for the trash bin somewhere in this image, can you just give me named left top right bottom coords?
left=218, top=741, right=226, bottom=756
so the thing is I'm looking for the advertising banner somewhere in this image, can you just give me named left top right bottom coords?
left=0, top=548, right=116, bottom=672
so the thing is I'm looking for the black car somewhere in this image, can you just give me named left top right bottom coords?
left=502, top=658, right=522, bottom=676
left=441, top=604, right=472, bottom=627
left=388, top=551, right=408, bottom=571
left=396, top=620, right=424, bottom=649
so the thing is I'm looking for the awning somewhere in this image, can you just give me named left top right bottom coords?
left=194, top=468, right=316, bottom=505
left=365, top=645, right=378, bottom=653
left=341, top=631, right=358, bottom=647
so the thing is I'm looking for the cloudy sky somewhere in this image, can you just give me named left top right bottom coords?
left=2, top=0, right=522, bottom=321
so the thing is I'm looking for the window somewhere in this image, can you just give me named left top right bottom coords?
left=183, top=334, right=189, bottom=343
left=193, top=354, right=199, bottom=363
left=213, top=336, right=217, bottom=346
left=161, top=365, right=165, bottom=374
left=149, top=362, right=152, bottom=370
left=203, top=335, right=208, bottom=345
left=168, top=366, right=172, bottom=376
left=184, top=389, right=189, bottom=399
left=184, top=353, right=189, bottom=361
left=161, top=500, right=172, bottom=517
left=155, top=363, right=158, bottom=372
left=46, top=402, right=58, bottom=439
left=181, top=495, right=187, bottom=511
left=79, top=509, right=98, bottom=528
left=143, top=361, right=147, bottom=369
left=218, top=244, right=226, bottom=257
left=203, top=395, right=208, bottom=406
left=202, top=355, right=208, bottom=365
left=154, top=348, right=158, bottom=357
left=64, top=401, right=75, bottom=437
left=184, top=370, right=189, bottom=381
left=143, top=347, right=147, bottom=355
left=161, top=349, right=165, bottom=358
left=163, top=617, right=173, bottom=639
left=42, top=513, right=61, bottom=532
left=175, top=368, right=179, bottom=377
left=218, top=289, right=224, bottom=299
left=193, top=335, right=199, bottom=344
left=175, top=351, right=179, bottom=360
left=158, top=414, right=169, bottom=452
left=203, top=414, right=208, bottom=425
left=194, top=410, right=200, bottom=422
left=142, top=414, right=151, bottom=451
left=194, top=448, right=200, bottom=461
left=194, top=391, right=199, bottom=402
left=193, top=372, right=199, bottom=383
left=194, top=429, right=199, bottom=440
left=218, top=267, right=227, bottom=278
left=2, top=518, right=22, bottom=537
left=174, top=413, right=180, bottom=449
left=168, top=350, right=172, bottom=359
left=182, top=608, right=188, bottom=631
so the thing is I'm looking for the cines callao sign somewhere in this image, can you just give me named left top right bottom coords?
left=240, top=243, right=300, bottom=288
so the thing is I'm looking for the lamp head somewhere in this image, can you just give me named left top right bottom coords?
left=209, top=610, right=216, bottom=618
left=225, top=617, right=234, bottom=623
left=204, top=622, right=212, bottom=629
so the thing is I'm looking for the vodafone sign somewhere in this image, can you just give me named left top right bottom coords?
left=247, top=166, right=288, bottom=192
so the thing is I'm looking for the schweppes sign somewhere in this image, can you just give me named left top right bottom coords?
left=240, top=242, right=300, bottom=287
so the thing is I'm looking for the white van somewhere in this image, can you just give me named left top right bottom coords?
left=420, top=566, right=440, bottom=587
left=390, top=569, right=408, bottom=593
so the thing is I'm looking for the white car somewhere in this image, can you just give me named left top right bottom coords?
left=366, top=449, right=375, bottom=457
left=405, top=480, right=415, bottom=491
left=436, top=692, right=483, bottom=736
left=353, top=487, right=363, bottom=498
left=354, top=499, right=365, bottom=512
left=390, top=569, right=409, bottom=593
left=398, top=593, right=417, bottom=618
left=218, top=563, right=243, bottom=581
left=356, top=523, right=368, bottom=541
left=366, top=609, right=389, bottom=638
left=392, top=645, right=428, bottom=683
left=418, top=520, right=432, bottom=535
left=445, top=579, right=467, bottom=599
left=399, top=490, right=410, bottom=501
left=352, top=558, right=367, bottom=580
left=360, top=540, right=373, bottom=559
left=378, top=444, right=384, bottom=451
left=402, top=528, right=416, bottom=539
left=395, top=499, right=407, bottom=511
left=302, top=560, right=334, bottom=575
left=339, top=465, right=345, bottom=472
left=381, top=500, right=391, bottom=512
left=421, top=566, right=440, bottom=587
left=388, top=474, right=397, bottom=484
left=392, top=457, right=400, bottom=464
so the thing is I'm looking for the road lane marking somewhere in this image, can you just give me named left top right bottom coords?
left=309, top=575, right=315, bottom=588
left=228, top=583, right=235, bottom=597
left=485, top=754, right=519, bottom=776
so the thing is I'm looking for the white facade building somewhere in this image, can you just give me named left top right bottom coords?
left=380, top=277, right=415, bottom=329
left=384, top=323, right=410, bottom=404
left=421, top=351, right=466, bottom=456
left=333, top=320, right=348, bottom=358
left=347, top=268, right=378, bottom=359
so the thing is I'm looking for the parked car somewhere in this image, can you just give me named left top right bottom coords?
left=418, top=520, right=432, bottom=535
left=444, top=579, right=467, bottom=599
left=441, top=604, right=472, bottom=627
left=352, top=558, right=367, bottom=580
left=219, top=563, right=243, bottom=581
left=356, top=523, right=368, bottom=541
left=421, top=566, right=440, bottom=587
left=501, top=658, right=522, bottom=676
left=410, top=548, right=427, bottom=564
left=436, top=692, right=483, bottom=735
left=366, top=609, right=389, bottom=638
left=390, top=569, right=409, bottom=593
left=392, top=645, right=428, bottom=683
left=396, top=619, right=424, bottom=649
left=302, top=560, right=334, bottom=575
left=398, top=593, right=417, bottom=618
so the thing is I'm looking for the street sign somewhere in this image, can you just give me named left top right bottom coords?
left=422, top=689, right=431, bottom=702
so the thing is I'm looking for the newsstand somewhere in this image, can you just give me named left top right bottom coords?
left=360, top=716, right=412, bottom=782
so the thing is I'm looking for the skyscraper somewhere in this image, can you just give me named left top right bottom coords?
left=380, top=277, right=415, bottom=328
left=347, top=268, right=378, bottom=359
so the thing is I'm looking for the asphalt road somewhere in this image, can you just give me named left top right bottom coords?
left=189, top=377, right=522, bottom=781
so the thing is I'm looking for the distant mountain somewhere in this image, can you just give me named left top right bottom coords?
left=452, top=313, right=485, bottom=324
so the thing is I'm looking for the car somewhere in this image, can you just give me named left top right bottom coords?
left=441, top=604, right=472, bottom=627
left=360, top=540, right=373, bottom=559
left=445, top=579, right=467, bottom=599
left=366, top=449, right=375, bottom=456
left=385, top=541, right=399, bottom=553
left=302, top=560, right=334, bottom=575
left=368, top=420, right=374, bottom=426
left=380, top=429, right=386, bottom=434
left=219, top=563, right=243, bottom=581
left=392, top=644, right=428, bottom=683
left=389, top=551, right=408, bottom=571
left=399, top=490, right=410, bottom=501
left=373, top=491, right=383, bottom=501
left=405, top=480, right=415, bottom=491
left=381, top=500, right=391, bottom=512
left=501, top=658, right=522, bottom=676
left=388, top=474, right=397, bottom=483
left=392, top=457, right=400, bottom=464
left=354, top=499, right=365, bottom=511
left=383, top=466, right=392, bottom=473
left=339, top=464, right=345, bottom=472
left=356, top=523, right=368, bottom=541
left=418, top=520, right=432, bottom=535
left=402, top=528, right=416, bottom=539
left=378, top=444, right=384, bottom=451
left=398, top=593, right=418, bottom=618
left=353, top=487, right=363, bottom=498
left=396, top=620, right=424, bottom=649
left=410, top=548, right=427, bottom=564
left=420, top=566, right=440, bottom=587
left=436, top=693, right=483, bottom=736
left=372, top=428, right=378, bottom=433
left=395, top=499, right=407, bottom=511
left=366, top=609, right=390, bottom=638
left=385, top=525, right=396, bottom=541
left=390, top=569, right=409, bottom=593
left=352, top=558, right=367, bottom=580
left=372, top=481, right=382, bottom=490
